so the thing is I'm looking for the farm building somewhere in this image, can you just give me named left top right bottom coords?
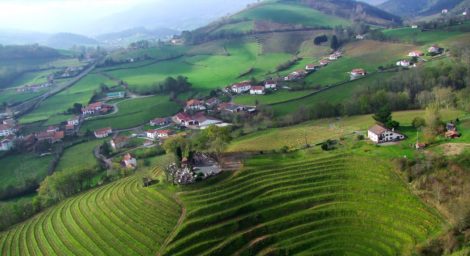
left=218, top=103, right=246, bottom=113
left=82, top=102, right=104, bottom=115
left=173, top=112, right=198, bottom=126
left=231, top=81, right=252, bottom=94
left=250, top=86, right=265, bottom=95
left=319, top=59, right=330, bottom=66
left=305, top=64, right=317, bottom=71
left=185, top=99, right=206, bottom=112
left=428, top=45, right=442, bottom=55
left=150, top=117, right=169, bottom=127
left=106, top=91, right=126, bottom=99
left=0, top=124, right=17, bottom=137
left=205, top=98, right=220, bottom=108
left=350, top=69, right=367, bottom=80
left=0, top=136, right=15, bottom=151
left=67, top=116, right=80, bottom=126
left=368, top=124, right=405, bottom=144
left=94, top=127, right=112, bottom=139
left=264, top=80, right=277, bottom=89
left=110, top=136, right=129, bottom=150
left=36, top=130, right=65, bottom=143
left=408, top=51, right=424, bottom=57
left=146, top=130, right=171, bottom=140
left=122, top=153, right=137, bottom=169
left=192, top=113, right=223, bottom=129
left=396, top=60, right=411, bottom=67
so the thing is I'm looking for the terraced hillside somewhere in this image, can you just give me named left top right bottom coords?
left=0, top=169, right=180, bottom=256
left=163, top=153, right=445, bottom=255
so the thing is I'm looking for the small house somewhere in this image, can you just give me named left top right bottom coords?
left=367, top=124, right=405, bottom=144
left=150, top=118, right=169, bottom=127
left=319, top=59, right=330, bottom=66
left=0, top=136, right=14, bottom=151
left=94, top=127, right=112, bottom=138
left=218, top=103, right=245, bottom=113
left=231, top=81, right=252, bottom=94
left=122, top=153, right=137, bottom=169
left=250, top=86, right=265, bottom=95
left=428, top=45, right=442, bottom=55
left=0, top=124, right=17, bottom=137
left=264, top=80, right=277, bottom=89
left=396, top=60, right=411, bottom=67
left=110, top=136, right=129, bottom=150
left=415, top=143, right=427, bottom=150
left=185, top=99, right=206, bottom=112
left=106, top=91, right=125, bottom=99
left=82, top=102, right=104, bottom=116
left=408, top=51, right=424, bottom=57
left=173, top=112, right=198, bottom=126
left=36, top=131, right=64, bottom=143
left=146, top=130, right=171, bottom=140
left=350, top=69, right=367, bottom=79
left=67, top=116, right=80, bottom=126
left=205, top=98, right=220, bottom=108
left=305, top=64, right=317, bottom=71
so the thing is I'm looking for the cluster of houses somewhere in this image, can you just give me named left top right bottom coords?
left=408, top=45, right=443, bottom=58
left=226, top=80, right=278, bottom=95
left=16, top=82, right=53, bottom=93
left=0, top=119, right=18, bottom=151
left=81, top=102, right=114, bottom=117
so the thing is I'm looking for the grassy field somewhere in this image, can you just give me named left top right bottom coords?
left=105, top=39, right=292, bottom=92
left=0, top=162, right=180, bottom=255
left=55, top=140, right=105, bottom=172
left=0, top=89, right=44, bottom=106
left=228, top=109, right=465, bottom=152
left=108, top=45, right=188, bottom=62
left=233, top=89, right=315, bottom=105
left=211, top=21, right=254, bottom=35
left=80, top=95, right=179, bottom=132
left=382, top=27, right=468, bottom=46
left=162, top=151, right=445, bottom=255
left=19, top=74, right=116, bottom=124
left=0, top=154, right=53, bottom=193
left=233, top=2, right=350, bottom=28
left=271, top=72, right=395, bottom=116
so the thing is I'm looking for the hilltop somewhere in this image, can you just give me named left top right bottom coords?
left=379, top=0, right=469, bottom=17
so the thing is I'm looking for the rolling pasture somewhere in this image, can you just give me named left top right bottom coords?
left=79, top=95, right=179, bottom=132
left=0, top=167, right=180, bottom=256
left=228, top=109, right=465, bottom=152
left=163, top=152, right=445, bottom=255
left=55, top=140, right=104, bottom=173
left=19, top=74, right=116, bottom=124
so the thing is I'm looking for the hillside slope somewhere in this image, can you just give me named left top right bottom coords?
left=379, top=0, right=467, bottom=17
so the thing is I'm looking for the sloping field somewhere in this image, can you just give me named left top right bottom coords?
left=162, top=152, right=445, bottom=255
left=0, top=169, right=180, bottom=256
left=55, top=140, right=104, bottom=172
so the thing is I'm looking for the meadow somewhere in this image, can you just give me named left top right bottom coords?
left=19, top=74, right=116, bottom=124
left=227, top=109, right=465, bottom=152
left=0, top=154, right=53, bottom=194
left=162, top=151, right=445, bottom=255
left=0, top=163, right=181, bottom=256
left=233, top=89, right=315, bottom=105
left=383, top=27, right=466, bottom=45
left=55, top=140, right=105, bottom=173
left=79, top=95, right=179, bottom=132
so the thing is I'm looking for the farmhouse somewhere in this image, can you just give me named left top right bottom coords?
left=0, top=124, right=17, bottom=137
left=173, top=112, right=198, bottom=126
left=106, top=91, right=125, bottom=99
left=218, top=102, right=246, bottom=113
left=146, top=130, right=171, bottom=140
left=0, top=136, right=15, bottom=151
left=264, top=80, right=277, bottom=89
left=65, top=124, right=76, bottom=136
left=110, top=136, right=129, bottom=150
left=367, top=124, right=405, bottom=144
left=396, top=60, right=411, bottom=67
left=67, top=116, right=80, bottom=126
left=94, top=127, right=112, bottom=138
left=250, top=86, right=265, bottom=95
left=408, top=51, right=424, bottom=57
left=305, top=64, right=317, bottom=71
left=122, top=153, right=137, bottom=169
left=192, top=113, right=223, bottom=129
left=82, top=102, right=103, bottom=115
left=329, top=53, right=341, bottom=60
left=285, top=70, right=307, bottom=81
left=350, top=69, right=367, bottom=79
left=231, top=81, right=252, bottom=94
left=185, top=99, right=206, bottom=112
left=36, top=130, right=65, bottom=143
left=428, top=45, right=442, bottom=55
left=150, top=117, right=169, bottom=127
left=319, top=59, right=330, bottom=66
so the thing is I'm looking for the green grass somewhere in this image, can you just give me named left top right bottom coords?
left=233, top=2, right=350, bottom=28
left=79, top=95, right=179, bottom=132
left=162, top=151, right=445, bottom=255
left=211, top=21, right=254, bottom=35
left=108, top=45, right=188, bottom=62
left=8, top=69, right=57, bottom=88
left=233, top=90, right=315, bottom=106
left=382, top=27, right=466, bottom=45
left=228, top=109, right=465, bottom=152
left=56, top=140, right=105, bottom=172
left=0, top=154, right=53, bottom=193
left=0, top=89, right=43, bottom=106
left=0, top=160, right=181, bottom=255
left=19, top=74, right=116, bottom=124
left=105, top=39, right=292, bottom=91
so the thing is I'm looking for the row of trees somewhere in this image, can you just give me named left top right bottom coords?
left=130, top=75, right=192, bottom=97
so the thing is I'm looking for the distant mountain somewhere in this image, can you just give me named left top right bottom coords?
left=45, top=33, right=99, bottom=49
left=284, top=0, right=402, bottom=26
left=0, top=45, right=61, bottom=61
left=379, top=0, right=467, bottom=17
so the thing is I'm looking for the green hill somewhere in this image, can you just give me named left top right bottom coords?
left=162, top=152, right=445, bottom=255
left=379, top=0, right=468, bottom=17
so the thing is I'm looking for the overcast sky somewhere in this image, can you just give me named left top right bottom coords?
left=0, top=0, right=152, bottom=33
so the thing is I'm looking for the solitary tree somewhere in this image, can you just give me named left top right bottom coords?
left=330, top=35, right=339, bottom=50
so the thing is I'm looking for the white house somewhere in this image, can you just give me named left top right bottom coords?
left=305, top=64, right=317, bottom=71
left=231, top=82, right=251, bottom=94
left=411, top=25, right=418, bottom=29
left=264, top=80, right=277, bottom=89
left=147, top=130, right=171, bottom=140
left=428, top=45, right=442, bottom=54
left=408, top=51, right=424, bottom=57
left=122, top=153, right=137, bottom=169
left=250, top=86, right=265, bottom=95
left=396, top=60, right=411, bottom=67
left=150, top=118, right=169, bottom=127
left=0, top=124, right=16, bottom=137
left=368, top=124, right=405, bottom=144
left=350, top=69, right=367, bottom=80
left=0, top=136, right=14, bottom=151
left=94, top=127, right=112, bottom=138
left=67, top=116, right=80, bottom=126
left=82, top=102, right=103, bottom=115
left=185, top=99, right=206, bottom=112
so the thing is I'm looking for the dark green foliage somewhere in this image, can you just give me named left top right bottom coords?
left=330, top=35, right=339, bottom=50
left=313, top=35, right=328, bottom=45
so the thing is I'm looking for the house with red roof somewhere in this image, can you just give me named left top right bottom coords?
left=122, top=153, right=137, bottom=169
left=110, top=136, right=130, bottom=150
left=368, top=124, right=405, bottom=144
left=264, top=80, right=277, bottom=89
left=0, top=135, right=15, bottom=151
left=185, top=99, right=206, bottom=112
left=0, top=124, right=17, bottom=137
left=94, top=127, right=112, bottom=138
left=350, top=69, right=367, bottom=79
left=250, top=86, right=265, bottom=95
left=147, top=130, right=172, bottom=140
left=305, top=64, right=317, bottom=71
left=408, top=50, right=424, bottom=57
left=173, top=112, right=198, bottom=126
left=82, top=102, right=104, bottom=115
left=36, top=130, right=65, bottom=143
left=150, top=118, right=169, bottom=127
left=231, top=81, right=252, bottom=94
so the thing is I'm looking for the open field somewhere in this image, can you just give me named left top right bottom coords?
left=108, top=45, right=188, bottom=62
left=228, top=109, right=465, bottom=152
left=0, top=154, right=53, bottom=193
left=233, top=2, right=350, bottom=28
left=80, top=95, right=179, bottom=132
left=19, top=74, right=116, bottom=124
left=0, top=90, right=44, bottom=106
left=162, top=151, right=445, bottom=255
left=0, top=164, right=180, bottom=255
left=233, top=89, right=315, bottom=106
left=55, top=140, right=105, bottom=173
left=104, top=39, right=292, bottom=91
left=271, top=72, right=396, bottom=116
